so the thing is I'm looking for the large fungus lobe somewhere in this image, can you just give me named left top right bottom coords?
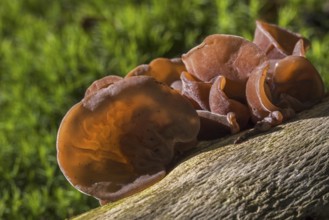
left=57, top=76, right=200, bottom=204
left=182, top=34, right=266, bottom=83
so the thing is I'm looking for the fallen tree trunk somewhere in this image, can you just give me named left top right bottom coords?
left=74, top=97, right=329, bottom=220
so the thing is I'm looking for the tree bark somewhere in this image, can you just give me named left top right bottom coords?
left=74, top=97, right=329, bottom=220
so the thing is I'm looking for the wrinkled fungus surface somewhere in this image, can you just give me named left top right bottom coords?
left=182, top=34, right=266, bottom=82
left=57, top=20, right=325, bottom=205
left=57, top=76, right=199, bottom=204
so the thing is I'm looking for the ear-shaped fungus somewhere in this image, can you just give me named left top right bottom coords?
left=246, top=61, right=285, bottom=127
left=182, top=34, right=267, bottom=82
left=269, top=56, right=325, bottom=111
left=181, top=34, right=268, bottom=138
left=178, top=72, right=243, bottom=140
left=180, top=71, right=212, bottom=110
left=246, top=56, right=325, bottom=129
left=245, top=21, right=325, bottom=132
left=209, top=76, right=250, bottom=129
left=197, top=110, right=240, bottom=140
left=57, top=76, right=200, bottom=204
left=253, top=20, right=310, bottom=59
left=126, top=58, right=186, bottom=86
left=84, top=75, right=123, bottom=98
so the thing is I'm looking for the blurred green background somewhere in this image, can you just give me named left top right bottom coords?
left=0, top=0, right=328, bottom=219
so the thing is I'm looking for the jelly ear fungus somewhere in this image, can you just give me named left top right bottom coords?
left=57, top=76, right=200, bottom=204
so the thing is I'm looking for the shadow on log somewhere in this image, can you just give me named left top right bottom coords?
left=74, top=97, right=329, bottom=220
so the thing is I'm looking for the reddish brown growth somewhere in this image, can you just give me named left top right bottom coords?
left=57, top=21, right=325, bottom=205
left=57, top=76, right=199, bottom=204
left=126, top=57, right=186, bottom=86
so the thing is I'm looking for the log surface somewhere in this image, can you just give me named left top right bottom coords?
left=74, top=97, right=329, bottom=220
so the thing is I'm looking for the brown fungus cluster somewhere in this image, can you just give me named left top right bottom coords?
left=57, top=21, right=325, bottom=205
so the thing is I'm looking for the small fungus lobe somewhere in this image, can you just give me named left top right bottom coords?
left=126, top=57, right=186, bottom=86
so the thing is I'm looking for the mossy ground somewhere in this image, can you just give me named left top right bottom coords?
left=0, top=0, right=328, bottom=219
